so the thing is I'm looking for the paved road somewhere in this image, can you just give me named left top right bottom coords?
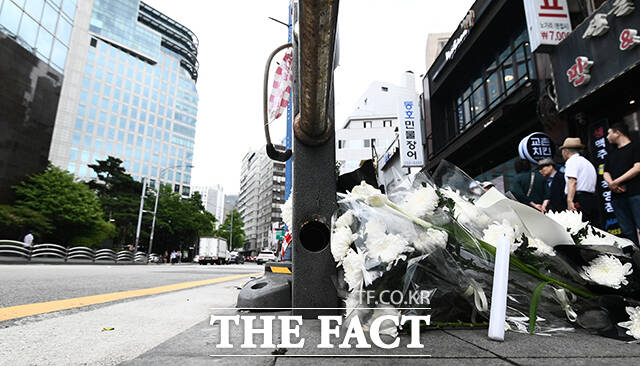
left=2, top=264, right=640, bottom=365
left=0, top=263, right=262, bottom=308
left=0, top=263, right=262, bottom=365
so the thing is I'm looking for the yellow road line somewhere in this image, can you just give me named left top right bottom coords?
left=0, top=272, right=262, bottom=322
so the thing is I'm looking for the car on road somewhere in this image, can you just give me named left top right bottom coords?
left=255, top=250, right=277, bottom=265
left=227, top=251, right=244, bottom=264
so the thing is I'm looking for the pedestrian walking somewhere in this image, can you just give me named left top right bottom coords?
left=537, top=158, right=567, bottom=212
left=170, top=250, right=176, bottom=264
left=509, top=159, right=551, bottom=213
left=559, top=137, right=600, bottom=227
left=163, top=250, right=168, bottom=264
left=604, top=122, right=640, bottom=246
left=23, top=230, right=34, bottom=248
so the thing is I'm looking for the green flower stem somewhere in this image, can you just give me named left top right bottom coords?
left=382, top=198, right=595, bottom=300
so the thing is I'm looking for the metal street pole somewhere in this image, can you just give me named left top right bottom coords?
left=134, top=178, right=148, bottom=253
left=229, top=207, right=234, bottom=249
left=148, top=164, right=193, bottom=258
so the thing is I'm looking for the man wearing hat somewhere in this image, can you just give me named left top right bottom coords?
left=560, top=137, right=600, bottom=226
left=538, top=158, right=566, bottom=212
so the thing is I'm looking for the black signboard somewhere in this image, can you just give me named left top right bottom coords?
left=589, top=120, right=622, bottom=235
left=551, top=0, right=640, bottom=111
left=518, top=132, right=555, bottom=163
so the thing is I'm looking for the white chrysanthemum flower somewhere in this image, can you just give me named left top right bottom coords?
left=281, top=195, right=292, bottom=228
left=545, top=210, right=588, bottom=236
left=581, top=255, right=633, bottom=289
left=482, top=219, right=520, bottom=252
left=440, top=188, right=491, bottom=232
left=618, top=306, right=640, bottom=340
left=401, top=185, right=439, bottom=217
left=349, top=181, right=387, bottom=207
left=331, top=226, right=356, bottom=263
left=364, top=306, right=401, bottom=338
left=414, top=229, right=448, bottom=253
left=364, top=218, right=387, bottom=241
left=335, top=210, right=354, bottom=229
left=343, top=249, right=365, bottom=291
left=367, top=232, right=413, bottom=264
left=527, top=237, right=556, bottom=257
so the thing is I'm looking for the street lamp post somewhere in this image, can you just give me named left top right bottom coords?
left=147, top=164, right=193, bottom=258
left=134, top=178, right=148, bottom=253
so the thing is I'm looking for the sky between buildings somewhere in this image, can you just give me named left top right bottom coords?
left=143, top=0, right=475, bottom=194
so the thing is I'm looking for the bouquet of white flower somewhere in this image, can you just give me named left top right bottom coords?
left=331, top=161, right=640, bottom=341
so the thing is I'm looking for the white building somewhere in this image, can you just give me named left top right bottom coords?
left=336, top=71, right=420, bottom=175
left=238, top=145, right=286, bottom=255
left=192, top=185, right=225, bottom=224
left=425, top=33, right=452, bottom=70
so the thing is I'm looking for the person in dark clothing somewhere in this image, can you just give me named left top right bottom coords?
left=604, top=122, right=640, bottom=246
left=537, top=158, right=567, bottom=212
left=509, top=159, right=551, bottom=213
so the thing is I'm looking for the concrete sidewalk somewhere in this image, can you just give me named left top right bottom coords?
left=123, top=310, right=640, bottom=365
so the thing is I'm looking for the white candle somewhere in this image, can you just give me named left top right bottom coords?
left=488, top=236, right=510, bottom=341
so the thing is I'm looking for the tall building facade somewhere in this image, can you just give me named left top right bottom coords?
left=336, top=72, right=419, bottom=175
left=238, top=146, right=285, bottom=255
left=192, top=185, right=224, bottom=223
left=0, top=0, right=77, bottom=73
left=223, top=194, right=238, bottom=218
left=0, top=0, right=76, bottom=203
left=48, top=0, right=199, bottom=195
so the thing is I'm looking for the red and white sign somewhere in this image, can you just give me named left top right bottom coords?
left=566, top=56, right=594, bottom=87
left=620, top=28, right=640, bottom=50
left=523, top=0, right=573, bottom=52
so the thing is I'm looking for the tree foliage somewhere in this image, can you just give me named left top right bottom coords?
left=12, top=165, right=113, bottom=246
left=0, top=205, right=53, bottom=241
left=149, top=185, right=217, bottom=253
left=88, top=156, right=144, bottom=247
left=214, top=210, right=246, bottom=249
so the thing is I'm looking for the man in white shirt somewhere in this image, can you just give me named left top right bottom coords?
left=23, top=231, right=34, bottom=247
left=560, top=137, right=600, bottom=227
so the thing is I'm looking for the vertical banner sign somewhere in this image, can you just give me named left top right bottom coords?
left=523, top=0, right=573, bottom=52
left=398, top=94, right=424, bottom=167
left=589, top=120, right=622, bottom=235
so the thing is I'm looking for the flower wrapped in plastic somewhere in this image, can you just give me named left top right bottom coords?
left=332, top=161, right=640, bottom=341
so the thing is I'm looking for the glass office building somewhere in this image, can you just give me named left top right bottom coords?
left=49, top=0, right=199, bottom=195
left=0, top=0, right=77, bottom=73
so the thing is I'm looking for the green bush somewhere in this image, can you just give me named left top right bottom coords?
left=0, top=205, right=53, bottom=241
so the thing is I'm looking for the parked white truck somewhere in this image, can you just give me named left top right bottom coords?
left=198, top=237, right=228, bottom=265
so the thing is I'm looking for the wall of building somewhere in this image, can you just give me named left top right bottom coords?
left=336, top=74, right=418, bottom=175
left=0, top=0, right=77, bottom=73
left=425, top=32, right=451, bottom=70
left=238, top=146, right=285, bottom=255
left=223, top=194, right=238, bottom=219
left=192, top=185, right=225, bottom=223
left=0, top=34, right=62, bottom=203
left=48, top=0, right=198, bottom=195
